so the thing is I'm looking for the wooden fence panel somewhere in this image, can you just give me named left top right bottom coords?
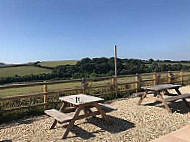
left=0, top=71, right=190, bottom=113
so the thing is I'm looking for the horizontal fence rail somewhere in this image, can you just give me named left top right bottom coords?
left=0, top=70, right=190, bottom=113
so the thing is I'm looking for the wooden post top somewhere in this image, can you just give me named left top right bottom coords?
left=59, top=94, right=104, bottom=106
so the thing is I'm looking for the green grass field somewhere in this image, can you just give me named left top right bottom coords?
left=0, top=66, right=52, bottom=78
left=39, top=60, right=78, bottom=67
left=0, top=81, right=82, bottom=98
left=0, top=74, right=153, bottom=98
left=0, top=60, right=78, bottom=78
left=0, top=71, right=189, bottom=98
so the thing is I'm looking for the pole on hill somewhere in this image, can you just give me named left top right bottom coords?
left=114, top=45, right=118, bottom=96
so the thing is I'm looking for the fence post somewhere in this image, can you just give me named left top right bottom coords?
left=114, top=76, right=118, bottom=96
left=82, top=78, right=88, bottom=94
left=167, top=71, right=171, bottom=83
left=153, top=72, right=157, bottom=85
left=180, top=71, right=183, bottom=85
left=111, top=76, right=117, bottom=97
left=111, top=76, right=114, bottom=95
left=135, top=73, right=140, bottom=92
left=111, top=76, right=115, bottom=86
left=43, top=82, right=48, bottom=108
left=157, top=73, right=161, bottom=84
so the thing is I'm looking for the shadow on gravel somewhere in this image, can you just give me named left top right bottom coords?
left=67, top=115, right=135, bottom=140
left=144, top=101, right=161, bottom=107
left=86, top=115, right=135, bottom=133
left=168, top=101, right=190, bottom=114
left=144, top=100, right=190, bottom=114
left=68, top=125, right=97, bottom=139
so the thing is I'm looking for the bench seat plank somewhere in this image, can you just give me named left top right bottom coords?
left=45, top=109, right=73, bottom=123
left=165, top=93, right=190, bottom=102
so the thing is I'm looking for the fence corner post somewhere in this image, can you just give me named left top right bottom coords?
left=43, top=81, right=48, bottom=108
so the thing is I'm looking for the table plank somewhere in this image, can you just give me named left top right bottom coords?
left=141, top=84, right=181, bottom=91
left=59, top=94, right=104, bottom=105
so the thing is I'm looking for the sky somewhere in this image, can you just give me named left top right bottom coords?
left=0, top=0, right=190, bottom=64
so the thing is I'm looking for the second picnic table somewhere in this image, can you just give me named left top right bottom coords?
left=137, top=84, right=190, bottom=113
left=45, top=94, right=116, bottom=139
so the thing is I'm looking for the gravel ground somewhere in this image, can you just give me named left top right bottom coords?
left=1, top=86, right=190, bottom=142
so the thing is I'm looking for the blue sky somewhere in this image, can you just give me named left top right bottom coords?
left=0, top=0, right=190, bottom=63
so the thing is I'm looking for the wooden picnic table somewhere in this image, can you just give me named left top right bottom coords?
left=138, top=84, right=190, bottom=113
left=45, top=94, right=116, bottom=139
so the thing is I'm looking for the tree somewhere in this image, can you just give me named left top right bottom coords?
left=149, top=59, right=154, bottom=63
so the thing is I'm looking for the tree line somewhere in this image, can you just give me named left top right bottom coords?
left=0, top=57, right=190, bottom=84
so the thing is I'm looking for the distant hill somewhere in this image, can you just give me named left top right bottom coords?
left=0, top=58, right=190, bottom=82
left=0, top=62, right=16, bottom=67
left=0, top=62, right=6, bottom=67
left=0, top=66, right=52, bottom=77
left=38, top=60, right=78, bottom=67
left=0, top=60, right=78, bottom=78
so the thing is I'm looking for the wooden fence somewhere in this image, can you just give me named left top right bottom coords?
left=0, top=70, right=190, bottom=113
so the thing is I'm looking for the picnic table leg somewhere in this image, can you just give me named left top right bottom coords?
left=175, top=88, right=190, bottom=107
left=86, top=107, right=93, bottom=113
left=138, top=92, right=147, bottom=105
left=84, top=107, right=97, bottom=118
left=93, top=102, right=112, bottom=123
left=59, top=102, right=68, bottom=112
left=158, top=94, right=172, bottom=113
left=50, top=120, right=58, bottom=130
left=83, top=108, right=89, bottom=117
left=164, top=90, right=171, bottom=95
left=50, top=102, right=68, bottom=129
left=62, top=106, right=82, bottom=139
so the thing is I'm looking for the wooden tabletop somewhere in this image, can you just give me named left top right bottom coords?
left=141, top=84, right=181, bottom=91
left=59, top=94, right=104, bottom=105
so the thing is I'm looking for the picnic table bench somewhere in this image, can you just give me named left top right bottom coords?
left=164, top=93, right=190, bottom=102
left=45, top=103, right=116, bottom=124
left=45, top=94, right=117, bottom=139
left=134, top=84, right=190, bottom=113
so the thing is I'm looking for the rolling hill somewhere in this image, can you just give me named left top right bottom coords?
left=0, top=60, right=78, bottom=78
left=38, top=60, right=78, bottom=67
